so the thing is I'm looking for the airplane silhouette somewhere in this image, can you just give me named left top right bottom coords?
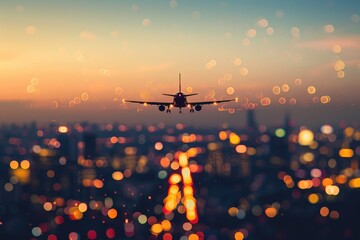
left=123, top=74, right=236, bottom=113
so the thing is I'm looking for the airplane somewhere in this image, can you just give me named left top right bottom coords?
left=123, top=74, right=236, bottom=113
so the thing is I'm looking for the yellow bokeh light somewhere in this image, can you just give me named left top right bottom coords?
left=161, top=220, right=172, bottom=231
left=107, top=208, right=118, bottom=219
left=321, top=124, right=333, bottom=134
left=179, top=153, right=188, bottom=167
left=349, top=178, right=360, bottom=188
left=185, top=198, right=196, bottom=210
left=183, top=222, right=192, bottom=231
left=169, top=173, right=182, bottom=185
left=20, top=160, right=30, bottom=169
left=260, top=97, right=271, bottom=106
left=336, top=175, right=347, bottom=184
left=247, top=147, right=256, bottom=156
left=282, top=84, right=289, bottom=92
left=320, top=206, right=329, bottom=217
left=308, top=193, right=320, bottom=204
left=236, top=145, right=247, bottom=154
left=339, top=148, right=354, bottom=158
left=307, top=86, right=316, bottom=94
left=228, top=207, right=238, bottom=217
left=334, top=60, right=345, bottom=71
left=160, top=157, right=170, bottom=168
left=322, top=178, right=333, bottom=187
left=344, top=127, right=355, bottom=137
left=81, top=92, right=89, bottom=101
left=78, top=203, right=88, bottom=212
left=31, top=77, right=39, bottom=85
left=279, top=97, right=286, bottom=104
left=272, top=86, right=281, bottom=95
left=298, top=129, right=314, bottom=146
left=265, top=207, right=277, bottom=218
left=205, top=59, right=217, bottom=70
left=189, top=234, right=200, bottom=240
left=43, top=202, right=53, bottom=211
left=219, top=131, right=227, bottom=140
left=154, top=142, right=163, bottom=151
left=337, top=71, right=345, bottom=78
left=93, top=179, right=104, bottom=188
left=298, top=180, right=313, bottom=189
left=170, top=161, right=180, bottom=170
left=169, top=185, right=179, bottom=195
left=295, top=78, right=302, bottom=86
left=325, top=185, right=340, bottom=196
left=112, top=171, right=124, bottom=181
left=227, top=87, right=235, bottom=95
left=229, top=133, right=241, bottom=145
left=58, top=126, right=69, bottom=134
left=10, top=160, right=19, bottom=170
left=138, top=214, right=147, bottom=224
left=301, top=152, right=314, bottom=163
left=151, top=223, right=163, bottom=235
left=74, top=97, right=82, bottom=105
left=275, top=128, right=286, bottom=138
left=235, top=232, right=244, bottom=240
left=183, top=186, right=194, bottom=196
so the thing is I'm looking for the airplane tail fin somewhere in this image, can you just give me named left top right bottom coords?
left=179, top=73, right=181, bottom=92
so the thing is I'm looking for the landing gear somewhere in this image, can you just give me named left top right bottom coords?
left=190, top=109, right=194, bottom=113
left=166, top=109, right=171, bottom=113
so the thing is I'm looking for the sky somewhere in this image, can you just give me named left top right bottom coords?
left=1, top=0, right=360, bottom=127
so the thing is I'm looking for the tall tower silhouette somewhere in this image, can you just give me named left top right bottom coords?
left=284, top=110, right=293, bottom=134
left=83, top=132, right=97, bottom=159
left=246, top=109, right=257, bottom=132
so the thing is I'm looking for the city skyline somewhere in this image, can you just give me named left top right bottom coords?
left=1, top=118, right=359, bottom=239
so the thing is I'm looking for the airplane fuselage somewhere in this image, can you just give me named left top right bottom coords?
left=173, top=92, right=187, bottom=108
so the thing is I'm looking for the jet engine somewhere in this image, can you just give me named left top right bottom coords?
left=159, top=105, right=166, bottom=112
left=195, top=105, right=202, bottom=111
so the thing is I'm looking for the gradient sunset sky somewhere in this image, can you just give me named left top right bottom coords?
left=1, top=0, right=359, bottom=126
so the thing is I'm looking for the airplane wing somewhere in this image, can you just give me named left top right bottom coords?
left=123, top=100, right=172, bottom=106
left=188, top=99, right=235, bottom=105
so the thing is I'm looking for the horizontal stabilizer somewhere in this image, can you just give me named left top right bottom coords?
left=162, top=93, right=176, bottom=97
left=184, top=93, right=198, bottom=97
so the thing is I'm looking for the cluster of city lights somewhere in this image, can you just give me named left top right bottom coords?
left=160, top=152, right=198, bottom=236
left=2, top=119, right=360, bottom=239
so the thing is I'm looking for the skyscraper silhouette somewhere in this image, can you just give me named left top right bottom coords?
left=83, top=132, right=97, bottom=159
left=246, top=109, right=257, bottom=132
